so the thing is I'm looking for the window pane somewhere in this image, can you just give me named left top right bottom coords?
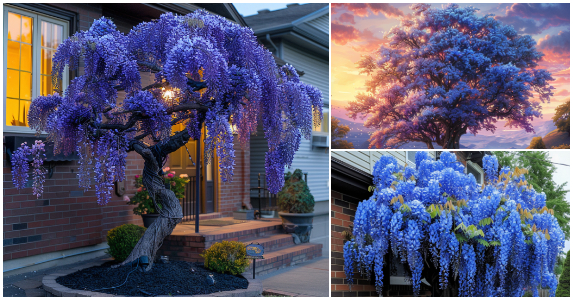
left=41, top=48, right=55, bottom=76
left=52, top=24, right=63, bottom=48
left=41, top=75, right=53, bottom=96
left=41, top=21, right=51, bottom=48
left=20, top=100, right=31, bottom=126
left=7, top=12, right=21, bottom=41
left=6, top=99, right=19, bottom=126
left=323, top=112, right=329, bottom=132
left=21, top=16, right=32, bottom=44
left=20, top=44, right=32, bottom=72
left=20, top=72, right=32, bottom=100
left=7, top=40, right=20, bottom=69
left=6, top=69, right=20, bottom=98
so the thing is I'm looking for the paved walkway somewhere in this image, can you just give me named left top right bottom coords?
left=258, top=257, right=329, bottom=297
left=3, top=255, right=109, bottom=297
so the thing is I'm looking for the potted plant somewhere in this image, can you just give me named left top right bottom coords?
left=127, top=167, right=189, bottom=227
left=277, top=169, right=315, bottom=243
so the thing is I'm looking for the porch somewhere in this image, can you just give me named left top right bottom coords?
left=157, top=217, right=323, bottom=276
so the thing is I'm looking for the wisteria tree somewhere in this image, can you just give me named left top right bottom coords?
left=10, top=11, right=322, bottom=271
left=343, top=152, right=565, bottom=296
left=347, top=4, right=554, bottom=149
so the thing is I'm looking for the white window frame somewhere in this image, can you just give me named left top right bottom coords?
left=3, top=5, right=69, bottom=134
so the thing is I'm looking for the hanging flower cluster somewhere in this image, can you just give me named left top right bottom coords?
left=13, top=10, right=322, bottom=203
left=10, top=141, right=46, bottom=198
left=343, top=152, right=564, bottom=297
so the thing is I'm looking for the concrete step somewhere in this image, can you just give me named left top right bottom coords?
left=247, top=243, right=323, bottom=276
left=243, top=234, right=295, bottom=252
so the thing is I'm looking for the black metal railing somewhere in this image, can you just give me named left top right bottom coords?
left=180, top=176, right=197, bottom=221
left=249, top=172, right=308, bottom=213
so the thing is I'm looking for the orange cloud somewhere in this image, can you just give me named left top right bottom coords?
left=331, top=22, right=360, bottom=45
left=338, top=12, right=355, bottom=24
left=332, top=3, right=404, bottom=18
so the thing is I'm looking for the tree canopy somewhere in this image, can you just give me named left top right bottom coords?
left=11, top=11, right=323, bottom=203
left=556, top=250, right=570, bottom=297
left=331, top=117, right=354, bottom=149
left=343, top=152, right=565, bottom=297
left=493, top=151, right=570, bottom=239
left=552, top=100, right=570, bottom=133
left=347, top=4, right=554, bottom=149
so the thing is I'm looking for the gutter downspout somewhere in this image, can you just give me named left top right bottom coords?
left=266, top=34, right=279, bottom=57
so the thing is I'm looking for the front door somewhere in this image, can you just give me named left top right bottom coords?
left=169, top=123, right=217, bottom=214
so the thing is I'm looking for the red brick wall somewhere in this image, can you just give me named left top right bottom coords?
left=218, top=135, right=250, bottom=216
left=331, top=190, right=378, bottom=297
left=3, top=147, right=144, bottom=261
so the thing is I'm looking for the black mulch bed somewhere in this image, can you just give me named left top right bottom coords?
left=56, top=260, right=248, bottom=296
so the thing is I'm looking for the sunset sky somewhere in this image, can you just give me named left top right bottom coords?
left=331, top=3, right=570, bottom=147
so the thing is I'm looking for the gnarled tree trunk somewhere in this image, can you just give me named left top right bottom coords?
left=113, top=131, right=192, bottom=271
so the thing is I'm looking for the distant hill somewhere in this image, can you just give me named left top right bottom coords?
left=542, top=129, right=569, bottom=148
left=332, top=113, right=560, bottom=149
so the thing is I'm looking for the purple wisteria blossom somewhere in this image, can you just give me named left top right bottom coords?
left=12, top=10, right=322, bottom=204
left=344, top=152, right=564, bottom=296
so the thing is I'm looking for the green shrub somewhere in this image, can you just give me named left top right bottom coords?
left=106, top=224, right=146, bottom=262
left=277, top=169, right=315, bottom=213
left=556, top=251, right=570, bottom=297
left=528, top=137, right=546, bottom=149
left=202, top=241, right=249, bottom=275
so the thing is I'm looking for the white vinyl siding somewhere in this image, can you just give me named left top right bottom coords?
left=332, top=151, right=438, bottom=175
left=281, top=41, right=329, bottom=105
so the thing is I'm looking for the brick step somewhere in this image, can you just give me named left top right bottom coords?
left=202, top=219, right=284, bottom=247
left=243, top=234, right=295, bottom=252
left=246, top=243, right=323, bottom=276
left=158, top=219, right=284, bottom=262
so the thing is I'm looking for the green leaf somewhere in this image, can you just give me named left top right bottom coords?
left=456, top=233, right=467, bottom=243
left=489, top=241, right=501, bottom=246
left=477, top=239, right=490, bottom=247
left=455, top=223, right=465, bottom=231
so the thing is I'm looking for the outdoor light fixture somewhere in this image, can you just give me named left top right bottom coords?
left=205, top=274, right=216, bottom=285
left=162, top=88, right=175, bottom=100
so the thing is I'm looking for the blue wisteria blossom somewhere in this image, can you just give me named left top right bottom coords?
left=347, top=4, right=554, bottom=149
left=12, top=10, right=322, bottom=204
left=343, top=152, right=565, bottom=297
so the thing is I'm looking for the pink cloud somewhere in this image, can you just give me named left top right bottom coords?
left=332, top=3, right=404, bottom=19
left=338, top=12, right=355, bottom=24
left=331, top=21, right=360, bottom=45
left=555, top=89, right=570, bottom=97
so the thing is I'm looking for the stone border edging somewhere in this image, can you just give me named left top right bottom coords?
left=42, top=259, right=262, bottom=297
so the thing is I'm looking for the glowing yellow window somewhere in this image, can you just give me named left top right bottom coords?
left=4, top=7, right=67, bottom=130
left=6, top=12, right=33, bottom=126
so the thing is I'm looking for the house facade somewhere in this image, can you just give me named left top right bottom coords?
left=2, top=3, right=294, bottom=275
left=330, top=150, right=489, bottom=296
left=244, top=3, right=330, bottom=255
